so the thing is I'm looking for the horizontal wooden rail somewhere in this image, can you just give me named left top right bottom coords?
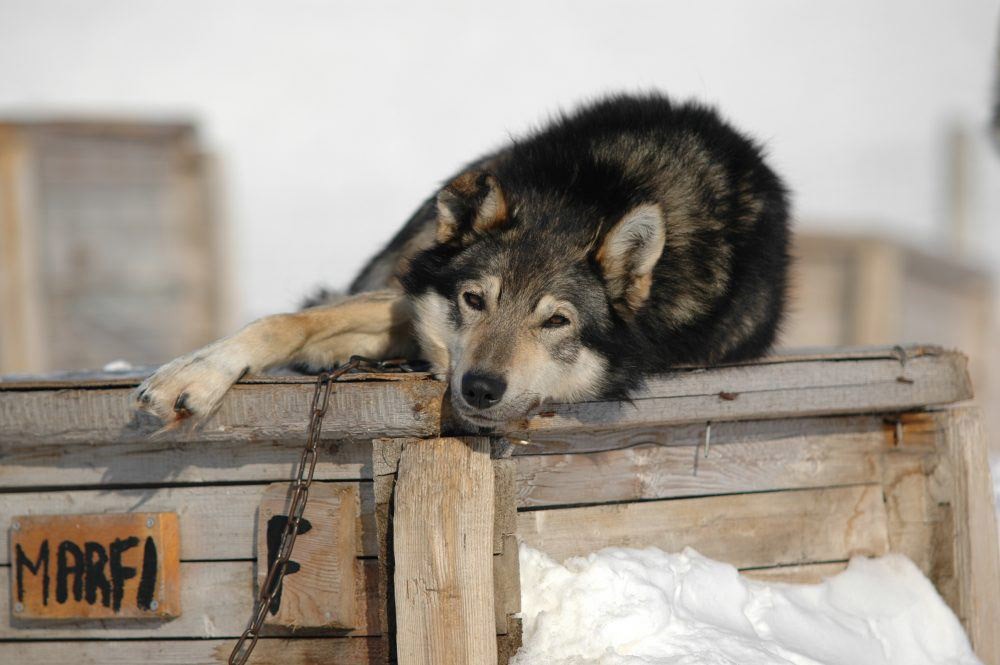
left=0, top=345, right=971, bottom=447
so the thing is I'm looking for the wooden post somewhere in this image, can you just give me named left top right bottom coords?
left=935, top=408, right=1000, bottom=665
left=393, top=437, right=497, bottom=665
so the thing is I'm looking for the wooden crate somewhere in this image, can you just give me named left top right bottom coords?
left=0, top=345, right=997, bottom=664
left=0, top=120, right=225, bottom=374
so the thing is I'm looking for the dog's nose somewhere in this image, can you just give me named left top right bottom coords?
left=460, top=372, right=507, bottom=409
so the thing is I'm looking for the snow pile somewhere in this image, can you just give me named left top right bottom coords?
left=513, top=545, right=980, bottom=665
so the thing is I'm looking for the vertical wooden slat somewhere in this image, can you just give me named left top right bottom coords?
left=393, top=437, right=497, bottom=665
left=935, top=408, right=1000, bottom=665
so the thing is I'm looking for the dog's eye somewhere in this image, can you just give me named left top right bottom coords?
left=543, top=314, right=570, bottom=328
left=463, top=292, right=485, bottom=311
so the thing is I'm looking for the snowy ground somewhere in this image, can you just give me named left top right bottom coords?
left=513, top=545, right=981, bottom=665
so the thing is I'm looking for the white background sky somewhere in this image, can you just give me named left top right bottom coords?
left=1, top=0, right=998, bottom=323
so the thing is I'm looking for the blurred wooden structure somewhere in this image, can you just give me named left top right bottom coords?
left=785, top=232, right=998, bottom=453
left=0, top=345, right=997, bottom=664
left=0, top=120, right=225, bottom=374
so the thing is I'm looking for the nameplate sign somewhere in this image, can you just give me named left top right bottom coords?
left=10, top=513, right=181, bottom=620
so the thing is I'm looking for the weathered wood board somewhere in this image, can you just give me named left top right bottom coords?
left=0, top=560, right=380, bottom=639
left=9, top=512, right=180, bottom=620
left=516, top=485, right=890, bottom=568
left=0, top=378, right=446, bottom=445
left=257, top=483, right=359, bottom=629
left=0, top=484, right=377, bottom=563
left=0, top=637, right=386, bottom=665
left=393, top=438, right=497, bottom=665
left=0, top=346, right=970, bottom=446
left=513, top=349, right=971, bottom=439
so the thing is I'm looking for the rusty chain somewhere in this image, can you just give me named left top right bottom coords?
left=229, top=356, right=419, bottom=665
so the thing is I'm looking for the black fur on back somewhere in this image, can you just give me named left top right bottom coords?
left=359, top=93, right=791, bottom=400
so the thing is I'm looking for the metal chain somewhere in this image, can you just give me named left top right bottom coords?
left=229, top=356, right=415, bottom=665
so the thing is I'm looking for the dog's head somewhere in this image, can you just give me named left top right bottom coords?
left=403, top=170, right=665, bottom=429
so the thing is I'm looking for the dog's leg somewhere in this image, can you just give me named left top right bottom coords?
left=134, top=290, right=415, bottom=426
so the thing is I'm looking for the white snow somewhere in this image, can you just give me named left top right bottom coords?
left=513, top=544, right=981, bottom=665
left=102, top=359, right=134, bottom=372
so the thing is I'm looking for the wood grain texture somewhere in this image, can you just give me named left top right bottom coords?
left=0, top=559, right=380, bottom=639
left=257, top=483, right=359, bottom=630
left=0, top=379, right=444, bottom=446
left=0, top=437, right=373, bottom=488
left=0, top=345, right=969, bottom=448
left=516, top=485, right=890, bottom=568
left=511, top=350, right=971, bottom=439
left=393, top=437, right=497, bottom=665
left=0, top=483, right=378, bottom=563
left=934, top=408, right=1000, bottom=665
left=513, top=425, right=887, bottom=508
left=0, top=637, right=385, bottom=665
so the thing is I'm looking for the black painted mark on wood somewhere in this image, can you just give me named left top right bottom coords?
left=265, top=515, right=312, bottom=615
left=15, top=541, right=50, bottom=605
left=84, top=541, right=112, bottom=607
left=136, top=536, right=158, bottom=610
left=56, top=541, right=84, bottom=604
left=109, top=537, right=139, bottom=612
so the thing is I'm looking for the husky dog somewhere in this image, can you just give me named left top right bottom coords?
left=135, top=93, right=790, bottom=430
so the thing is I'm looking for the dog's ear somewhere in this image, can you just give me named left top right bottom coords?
left=435, top=171, right=509, bottom=244
left=595, top=203, right=665, bottom=312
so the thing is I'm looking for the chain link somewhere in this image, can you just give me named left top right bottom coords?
left=229, top=356, right=415, bottom=665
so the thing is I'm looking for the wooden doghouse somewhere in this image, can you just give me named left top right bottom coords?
left=1, top=345, right=998, bottom=664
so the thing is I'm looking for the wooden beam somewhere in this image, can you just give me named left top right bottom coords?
left=516, top=485, right=889, bottom=569
left=0, top=637, right=385, bottom=665
left=934, top=408, right=1000, bottom=665
left=0, top=345, right=971, bottom=447
left=0, top=483, right=378, bottom=563
left=393, top=438, right=497, bottom=665
left=514, top=349, right=971, bottom=439
left=0, top=437, right=374, bottom=488
left=513, top=421, right=889, bottom=508
left=0, top=560, right=381, bottom=639
left=0, top=378, right=445, bottom=446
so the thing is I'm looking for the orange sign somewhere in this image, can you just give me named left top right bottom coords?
left=10, top=513, right=181, bottom=620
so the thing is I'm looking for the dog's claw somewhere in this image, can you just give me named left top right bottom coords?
left=173, top=392, right=193, bottom=418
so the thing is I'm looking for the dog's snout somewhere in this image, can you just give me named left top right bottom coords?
left=460, top=372, right=507, bottom=409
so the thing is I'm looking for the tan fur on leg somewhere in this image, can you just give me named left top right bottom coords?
left=134, top=290, right=415, bottom=426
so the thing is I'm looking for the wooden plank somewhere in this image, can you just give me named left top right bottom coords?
left=0, top=484, right=378, bottom=563
left=393, top=437, right=497, bottom=665
left=511, top=412, right=939, bottom=456
left=933, top=408, right=1000, bottom=665
left=493, top=535, right=520, bottom=636
left=0, top=560, right=380, bottom=639
left=0, top=379, right=445, bottom=446
left=0, top=367, right=434, bottom=390
left=880, top=450, right=943, bottom=580
left=0, top=438, right=373, bottom=488
left=0, top=637, right=385, bottom=665
left=9, top=512, right=180, bottom=620
left=516, top=485, right=889, bottom=569
left=257, top=483, right=359, bottom=629
left=514, top=424, right=887, bottom=508
left=742, top=561, right=848, bottom=584
left=510, top=350, right=971, bottom=438
left=0, top=346, right=970, bottom=446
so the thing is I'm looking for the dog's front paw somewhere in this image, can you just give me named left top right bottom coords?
left=134, top=341, right=250, bottom=427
